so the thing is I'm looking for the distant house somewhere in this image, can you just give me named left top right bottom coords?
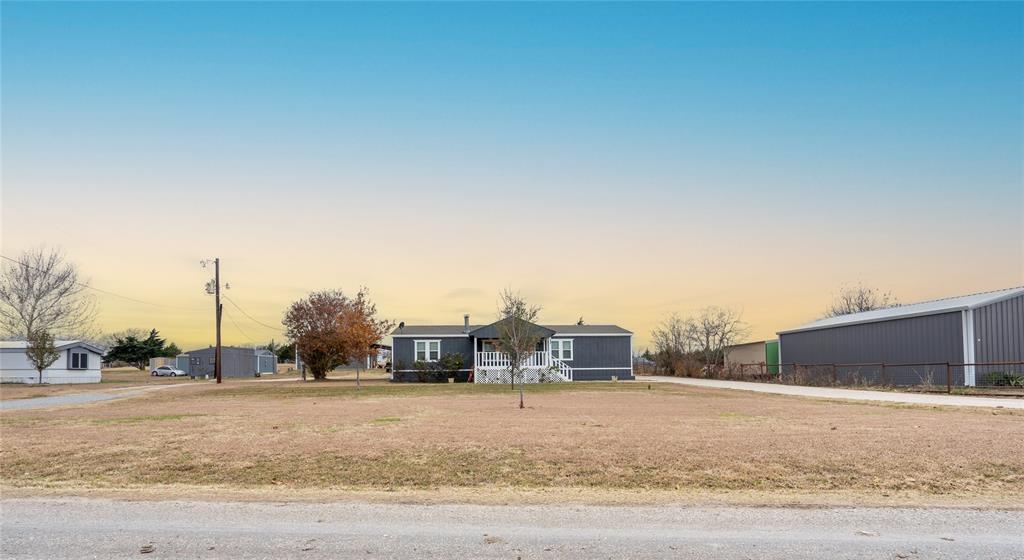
left=0, top=340, right=104, bottom=384
left=391, top=315, right=633, bottom=383
left=180, top=346, right=277, bottom=378
left=778, top=286, right=1024, bottom=386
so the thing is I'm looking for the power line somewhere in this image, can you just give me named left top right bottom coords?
left=222, top=305, right=256, bottom=344
left=0, top=253, right=206, bottom=312
left=223, top=295, right=285, bottom=333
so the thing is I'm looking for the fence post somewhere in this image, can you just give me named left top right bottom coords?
left=881, top=363, right=887, bottom=386
left=946, top=362, right=951, bottom=394
left=831, top=364, right=837, bottom=385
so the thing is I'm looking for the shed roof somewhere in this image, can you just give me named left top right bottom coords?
left=778, top=286, right=1024, bottom=335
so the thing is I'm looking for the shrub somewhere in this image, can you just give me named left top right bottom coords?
left=437, top=353, right=465, bottom=382
left=984, top=371, right=1024, bottom=387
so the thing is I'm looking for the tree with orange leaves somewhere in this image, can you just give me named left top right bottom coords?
left=282, top=290, right=352, bottom=381
left=339, top=288, right=394, bottom=388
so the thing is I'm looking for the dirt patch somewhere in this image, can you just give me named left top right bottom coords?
left=1, top=380, right=1021, bottom=504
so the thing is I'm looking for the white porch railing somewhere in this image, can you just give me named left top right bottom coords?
left=476, top=351, right=550, bottom=368
left=474, top=351, right=573, bottom=383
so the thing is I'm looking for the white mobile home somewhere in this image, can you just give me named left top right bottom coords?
left=0, top=340, right=104, bottom=384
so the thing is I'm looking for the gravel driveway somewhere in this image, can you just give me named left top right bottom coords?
left=2, top=497, right=1021, bottom=559
left=0, top=384, right=186, bottom=411
left=640, top=376, right=1024, bottom=409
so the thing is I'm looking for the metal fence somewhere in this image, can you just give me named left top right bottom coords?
left=725, top=361, right=1024, bottom=393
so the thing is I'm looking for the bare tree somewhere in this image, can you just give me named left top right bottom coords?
left=683, top=306, right=750, bottom=369
left=651, top=307, right=749, bottom=375
left=25, top=329, right=61, bottom=384
left=494, top=289, right=543, bottom=409
left=0, top=248, right=97, bottom=340
left=824, top=284, right=899, bottom=317
left=650, top=313, right=691, bottom=374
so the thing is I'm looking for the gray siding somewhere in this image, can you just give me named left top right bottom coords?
left=556, top=335, right=631, bottom=369
left=185, top=347, right=258, bottom=378
left=392, top=336, right=473, bottom=374
left=391, top=334, right=633, bottom=381
left=556, top=335, right=633, bottom=380
left=973, top=294, right=1024, bottom=384
left=779, top=312, right=964, bottom=386
left=974, top=294, right=1024, bottom=362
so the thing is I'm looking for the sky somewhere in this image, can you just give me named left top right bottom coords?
left=2, top=2, right=1022, bottom=351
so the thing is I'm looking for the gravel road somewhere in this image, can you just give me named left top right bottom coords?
left=641, top=376, right=1024, bottom=409
left=0, top=384, right=187, bottom=411
left=2, top=497, right=1021, bottom=559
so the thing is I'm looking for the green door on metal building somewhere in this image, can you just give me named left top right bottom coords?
left=765, top=340, right=780, bottom=375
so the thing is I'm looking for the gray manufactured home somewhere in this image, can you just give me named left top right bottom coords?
left=777, top=287, right=1024, bottom=387
left=391, top=315, right=633, bottom=383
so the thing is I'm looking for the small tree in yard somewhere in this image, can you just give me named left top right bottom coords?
left=282, top=291, right=352, bottom=381
left=338, top=288, right=394, bottom=389
left=25, top=329, right=61, bottom=384
left=494, top=289, right=544, bottom=409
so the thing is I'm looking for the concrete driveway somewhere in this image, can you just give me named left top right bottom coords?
left=640, top=376, right=1024, bottom=409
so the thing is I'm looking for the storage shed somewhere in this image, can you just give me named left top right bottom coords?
left=181, top=346, right=276, bottom=378
left=777, top=287, right=1024, bottom=387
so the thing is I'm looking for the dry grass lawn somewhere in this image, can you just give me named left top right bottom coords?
left=1, top=380, right=1022, bottom=506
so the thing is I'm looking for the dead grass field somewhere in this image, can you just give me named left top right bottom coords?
left=1, top=380, right=1022, bottom=506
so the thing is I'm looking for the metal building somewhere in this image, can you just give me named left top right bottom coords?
left=777, top=287, right=1024, bottom=387
left=181, top=346, right=277, bottom=378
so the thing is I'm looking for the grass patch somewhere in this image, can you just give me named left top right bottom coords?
left=92, top=414, right=205, bottom=425
left=372, top=417, right=402, bottom=424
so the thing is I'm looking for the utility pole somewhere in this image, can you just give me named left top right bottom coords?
left=214, top=258, right=222, bottom=384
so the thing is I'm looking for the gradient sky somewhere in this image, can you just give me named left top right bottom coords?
left=2, top=2, right=1022, bottom=351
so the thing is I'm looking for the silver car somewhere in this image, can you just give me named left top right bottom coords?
left=150, top=365, right=187, bottom=377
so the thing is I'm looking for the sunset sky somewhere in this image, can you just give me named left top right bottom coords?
left=2, top=2, right=1022, bottom=351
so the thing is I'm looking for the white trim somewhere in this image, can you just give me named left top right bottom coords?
left=961, top=310, right=976, bottom=386
left=392, top=334, right=470, bottom=338
left=414, top=339, right=441, bottom=362
left=550, top=338, right=574, bottom=361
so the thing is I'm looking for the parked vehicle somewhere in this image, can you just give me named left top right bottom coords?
left=151, top=365, right=186, bottom=377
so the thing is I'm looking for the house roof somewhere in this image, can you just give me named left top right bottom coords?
left=468, top=319, right=556, bottom=339
left=391, top=323, right=632, bottom=337
left=545, top=324, right=633, bottom=335
left=778, top=286, right=1024, bottom=335
left=0, top=340, right=105, bottom=353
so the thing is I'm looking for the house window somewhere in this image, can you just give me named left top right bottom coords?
left=209, top=357, right=216, bottom=365
left=415, top=340, right=440, bottom=362
left=69, top=351, right=89, bottom=370
left=550, top=339, right=573, bottom=361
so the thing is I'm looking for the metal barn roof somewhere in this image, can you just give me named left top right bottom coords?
left=779, top=286, right=1024, bottom=335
